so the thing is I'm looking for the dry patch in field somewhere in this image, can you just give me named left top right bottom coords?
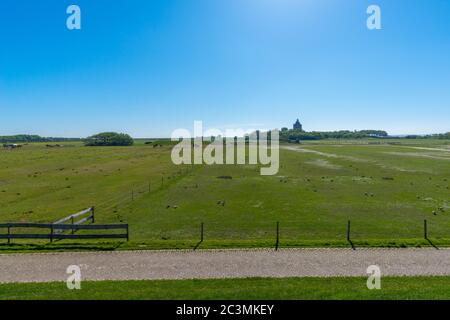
left=306, top=159, right=342, bottom=170
left=405, top=146, right=450, bottom=152
left=283, top=146, right=429, bottom=173
left=384, top=152, right=450, bottom=161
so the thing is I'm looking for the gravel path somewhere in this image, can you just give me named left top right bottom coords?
left=1, top=248, right=449, bottom=283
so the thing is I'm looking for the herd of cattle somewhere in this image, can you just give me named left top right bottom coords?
left=2, top=144, right=23, bottom=149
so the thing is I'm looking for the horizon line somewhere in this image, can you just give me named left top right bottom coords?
left=1, top=131, right=449, bottom=140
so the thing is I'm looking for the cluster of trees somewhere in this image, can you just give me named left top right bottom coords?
left=0, top=135, right=80, bottom=143
left=279, top=129, right=389, bottom=142
left=84, top=132, right=134, bottom=146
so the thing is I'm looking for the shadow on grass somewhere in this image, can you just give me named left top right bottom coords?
left=0, top=242, right=125, bottom=253
left=348, top=239, right=356, bottom=250
left=1, top=238, right=448, bottom=253
left=426, top=238, right=439, bottom=250
left=193, top=240, right=203, bottom=250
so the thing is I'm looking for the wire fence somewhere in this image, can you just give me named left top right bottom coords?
left=127, top=217, right=450, bottom=249
left=93, top=166, right=195, bottom=218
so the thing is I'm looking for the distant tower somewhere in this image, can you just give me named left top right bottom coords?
left=293, top=118, right=302, bottom=131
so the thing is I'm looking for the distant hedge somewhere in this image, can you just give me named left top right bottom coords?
left=84, top=132, right=134, bottom=146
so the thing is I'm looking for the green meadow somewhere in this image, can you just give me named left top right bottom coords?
left=0, top=139, right=449, bottom=250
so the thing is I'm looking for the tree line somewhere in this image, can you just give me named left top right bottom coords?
left=278, top=129, right=450, bottom=142
left=279, top=129, right=389, bottom=142
left=0, top=135, right=81, bottom=143
left=0, top=132, right=134, bottom=146
left=403, top=133, right=450, bottom=140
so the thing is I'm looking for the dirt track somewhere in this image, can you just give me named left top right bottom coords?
left=1, top=248, right=449, bottom=283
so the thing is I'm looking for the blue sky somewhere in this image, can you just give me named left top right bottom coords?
left=1, top=0, right=449, bottom=137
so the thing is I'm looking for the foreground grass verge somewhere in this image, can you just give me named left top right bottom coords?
left=1, top=277, right=450, bottom=300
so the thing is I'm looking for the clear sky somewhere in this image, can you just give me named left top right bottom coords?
left=1, top=0, right=449, bottom=137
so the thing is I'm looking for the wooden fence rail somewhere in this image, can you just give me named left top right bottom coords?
left=53, top=207, right=95, bottom=234
left=0, top=222, right=128, bottom=244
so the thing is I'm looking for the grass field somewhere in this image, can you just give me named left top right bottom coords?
left=0, top=139, right=449, bottom=250
left=1, top=276, right=450, bottom=300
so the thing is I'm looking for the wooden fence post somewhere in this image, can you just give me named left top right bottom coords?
left=126, top=224, right=129, bottom=241
left=347, top=220, right=351, bottom=241
left=50, top=225, right=54, bottom=243
left=91, top=206, right=95, bottom=223
left=71, top=216, right=74, bottom=234
left=424, top=219, right=428, bottom=239
left=7, top=224, right=11, bottom=245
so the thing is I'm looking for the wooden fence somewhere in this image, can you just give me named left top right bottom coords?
left=53, top=207, right=95, bottom=234
left=0, top=223, right=128, bottom=244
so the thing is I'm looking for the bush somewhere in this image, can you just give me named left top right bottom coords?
left=84, top=132, right=134, bottom=146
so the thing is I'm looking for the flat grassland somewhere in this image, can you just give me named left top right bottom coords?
left=0, top=139, right=449, bottom=250
left=1, top=277, right=450, bottom=300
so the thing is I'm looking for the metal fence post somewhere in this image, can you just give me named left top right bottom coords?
left=91, top=206, right=95, bottom=223
left=126, top=224, right=129, bottom=241
left=424, top=219, right=428, bottom=239
left=276, top=221, right=280, bottom=250
left=200, top=222, right=204, bottom=242
left=7, top=224, right=11, bottom=245
left=50, top=225, right=54, bottom=243
left=347, top=220, right=351, bottom=241
left=71, top=216, right=74, bottom=234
